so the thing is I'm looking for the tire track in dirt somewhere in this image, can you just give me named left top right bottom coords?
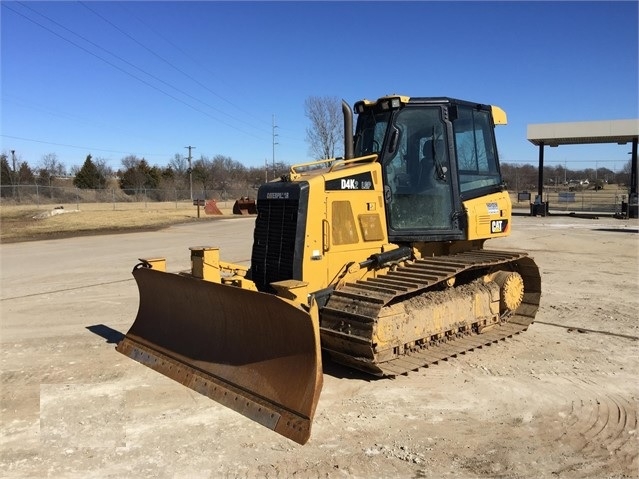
left=554, top=378, right=638, bottom=476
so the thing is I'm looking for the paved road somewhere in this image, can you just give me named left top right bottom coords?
left=1, top=217, right=257, bottom=342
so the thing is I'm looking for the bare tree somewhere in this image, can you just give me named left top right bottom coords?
left=93, top=157, right=113, bottom=181
left=120, top=155, right=140, bottom=171
left=158, top=153, right=188, bottom=191
left=304, top=96, right=343, bottom=160
left=192, top=155, right=215, bottom=192
left=40, top=153, right=66, bottom=176
left=169, top=153, right=188, bottom=176
left=38, top=153, right=65, bottom=187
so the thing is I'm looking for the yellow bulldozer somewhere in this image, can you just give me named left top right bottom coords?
left=117, top=95, right=541, bottom=445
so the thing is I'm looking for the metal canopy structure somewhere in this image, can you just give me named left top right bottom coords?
left=526, top=119, right=639, bottom=217
left=528, top=119, right=639, bottom=147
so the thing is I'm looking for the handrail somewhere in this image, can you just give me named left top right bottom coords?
left=289, top=154, right=378, bottom=175
left=328, top=154, right=378, bottom=172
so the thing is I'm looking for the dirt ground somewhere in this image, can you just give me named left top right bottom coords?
left=1, top=213, right=638, bottom=478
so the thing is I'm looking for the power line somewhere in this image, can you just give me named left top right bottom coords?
left=116, top=2, right=273, bottom=130
left=4, top=2, right=265, bottom=140
left=1, top=134, right=169, bottom=158
left=3, top=94, right=169, bottom=146
left=79, top=1, right=269, bottom=134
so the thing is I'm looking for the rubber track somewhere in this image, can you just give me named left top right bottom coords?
left=320, top=249, right=541, bottom=376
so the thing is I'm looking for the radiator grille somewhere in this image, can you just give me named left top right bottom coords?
left=251, top=197, right=300, bottom=293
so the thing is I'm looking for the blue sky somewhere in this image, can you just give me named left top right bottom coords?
left=1, top=1, right=638, bottom=174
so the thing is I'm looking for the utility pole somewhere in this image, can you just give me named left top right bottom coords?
left=10, top=150, right=16, bottom=198
left=265, top=158, right=268, bottom=183
left=185, top=145, right=195, bottom=200
left=272, top=115, right=279, bottom=178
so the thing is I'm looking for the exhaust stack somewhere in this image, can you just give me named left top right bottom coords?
left=342, top=100, right=353, bottom=160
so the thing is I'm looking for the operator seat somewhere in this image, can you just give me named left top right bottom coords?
left=415, top=138, right=452, bottom=228
left=418, top=139, right=436, bottom=190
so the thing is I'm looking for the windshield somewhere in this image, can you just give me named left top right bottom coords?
left=452, top=108, right=501, bottom=194
left=354, top=111, right=391, bottom=157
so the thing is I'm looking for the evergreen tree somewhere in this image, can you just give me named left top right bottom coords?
left=0, top=155, right=12, bottom=186
left=119, top=157, right=160, bottom=194
left=73, top=154, right=106, bottom=189
left=17, top=161, right=35, bottom=184
left=0, top=155, right=13, bottom=197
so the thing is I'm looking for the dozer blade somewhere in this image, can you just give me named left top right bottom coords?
left=116, top=267, right=323, bottom=445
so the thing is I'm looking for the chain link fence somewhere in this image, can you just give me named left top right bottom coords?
left=0, top=184, right=631, bottom=215
left=511, top=185, right=631, bottom=215
left=0, top=185, right=259, bottom=210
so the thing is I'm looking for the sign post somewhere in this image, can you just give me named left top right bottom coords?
left=193, top=198, right=205, bottom=218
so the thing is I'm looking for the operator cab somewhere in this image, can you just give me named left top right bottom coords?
left=353, top=96, right=506, bottom=243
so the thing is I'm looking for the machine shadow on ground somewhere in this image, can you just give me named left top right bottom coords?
left=86, top=324, right=125, bottom=344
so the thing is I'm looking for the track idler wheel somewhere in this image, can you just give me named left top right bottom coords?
left=491, top=270, right=525, bottom=313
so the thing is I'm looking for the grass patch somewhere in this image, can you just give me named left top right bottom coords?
left=0, top=202, right=235, bottom=243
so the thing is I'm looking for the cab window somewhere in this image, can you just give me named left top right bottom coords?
left=383, top=107, right=454, bottom=231
left=453, top=107, right=501, bottom=195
